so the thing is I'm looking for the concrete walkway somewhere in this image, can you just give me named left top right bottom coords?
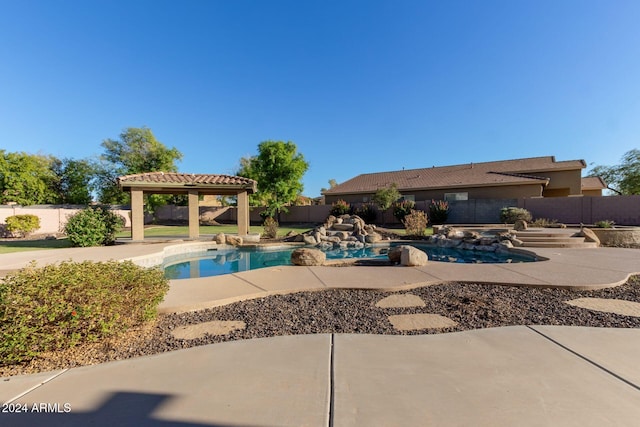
left=1, top=241, right=640, bottom=426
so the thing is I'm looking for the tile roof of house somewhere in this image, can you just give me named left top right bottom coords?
left=581, top=176, right=607, bottom=190
left=324, top=156, right=586, bottom=195
left=118, top=172, right=257, bottom=192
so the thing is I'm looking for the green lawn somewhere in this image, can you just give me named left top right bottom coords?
left=0, top=238, right=72, bottom=254
left=115, top=224, right=315, bottom=239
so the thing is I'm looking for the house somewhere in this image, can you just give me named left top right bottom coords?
left=323, top=156, right=601, bottom=205
left=581, top=176, right=607, bottom=196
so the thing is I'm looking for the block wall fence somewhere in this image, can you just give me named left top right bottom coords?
left=1, top=195, right=639, bottom=235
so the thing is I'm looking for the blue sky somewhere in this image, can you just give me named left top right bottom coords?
left=1, top=0, right=639, bottom=197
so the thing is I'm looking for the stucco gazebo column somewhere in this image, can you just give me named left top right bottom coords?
left=188, top=189, right=199, bottom=239
left=131, top=189, right=145, bottom=241
left=237, top=190, right=249, bottom=236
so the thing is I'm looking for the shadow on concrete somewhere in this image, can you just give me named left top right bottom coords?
left=2, top=391, right=262, bottom=427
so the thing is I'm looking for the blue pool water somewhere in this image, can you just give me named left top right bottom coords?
left=163, top=244, right=536, bottom=279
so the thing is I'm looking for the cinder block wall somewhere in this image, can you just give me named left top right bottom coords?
left=0, top=205, right=132, bottom=235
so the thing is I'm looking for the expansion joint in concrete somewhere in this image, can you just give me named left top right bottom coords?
left=526, top=326, right=640, bottom=393
left=328, top=333, right=335, bottom=427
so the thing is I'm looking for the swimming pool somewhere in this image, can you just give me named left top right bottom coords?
left=163, top=244, right=537, bottom=279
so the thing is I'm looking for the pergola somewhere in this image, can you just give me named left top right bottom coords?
left=117, top=172, right=257, bottom=241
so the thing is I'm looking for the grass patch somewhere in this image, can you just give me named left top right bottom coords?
left=115, top=224, right=314, bottom=239
left=0, top=239, right=72, bottom=254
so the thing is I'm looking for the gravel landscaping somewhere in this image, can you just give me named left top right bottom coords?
left=2, top=275, right=639, bottom=378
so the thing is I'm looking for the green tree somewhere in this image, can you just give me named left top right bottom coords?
left=96, top=127, right=183, bottom=207
left=0, top=151, right=58, bottom=205
left=237, top=140, right=309, bottom=220
left=320, top=178, right=338, bottom=194
left=372, top=183, right=401, bottom=210
left=588, top=149, right=640, bottom=195
left=51, top=158, right=96, bottom=204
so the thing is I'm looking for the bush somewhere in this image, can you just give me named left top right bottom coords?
left=5, top=214, right=40, bottom=237
left=428, top=200, right=450, bottom=224
left=262, top=216, right=279, bottom=239
left=500, top=207, right=532, bottom=223
left=0, top=260, right=169, bottom=365
left=594, top=220, right=615, bottom=228
left=402, top=209, right=428, bottom=236
left=353, top=203, right=378, bottom=223
left=330, top=199, right=351, bottom=216
left=392, top=200, right=415, bottom=223
left=530, top=218, right=558, bottom=228
left=64, top=207, right=124, bottom=247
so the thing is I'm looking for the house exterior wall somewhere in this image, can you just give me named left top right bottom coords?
left=536, top=170, right=582, bottom=196
left=324, top=184, right=543, bottom=205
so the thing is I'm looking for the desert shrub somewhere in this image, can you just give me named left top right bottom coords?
left=262, top=216, right=279, bottom=239
left=0, top=260, right=169, bottom=365
left=402, top=209, right=428, bottom=236
left=594, top=220, right=615, bottom=228
left=392, top=200, right=415, bottom=223
left=353, top=203, right=377, bottom=223
left=330, top=199, right=351, bottom=216
left=5, top=214, right=40, bottom=237
left=428, top=200, right=450, bottom=224
left=500, top=207, right=532, bottom=223
left=64, top=207, right=124, bottom=247
left=530, top=218, right=558, bottom=228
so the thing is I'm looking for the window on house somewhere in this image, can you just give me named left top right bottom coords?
left=400, top=195, right=415, bottom=202
left=362, top=196, right=369, bottom=202
left=444, top=192, right=468, bottom=201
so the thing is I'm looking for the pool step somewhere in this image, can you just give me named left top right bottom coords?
left=514, top=230, right=598, bottom=248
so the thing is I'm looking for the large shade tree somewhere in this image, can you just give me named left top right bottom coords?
left=237, top=140, right=309, bottom=220
left=96, top=127, right=183, bottom=206
left=50, top=158, right=97, bottom=205
left=0, top=150, right=58, bottom=205
left=588, top=148, right=640, bottom=195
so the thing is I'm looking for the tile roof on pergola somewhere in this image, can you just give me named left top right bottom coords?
left=117, top=172, right=257, bottom=241
left=118, top=172, right=257, bottom=195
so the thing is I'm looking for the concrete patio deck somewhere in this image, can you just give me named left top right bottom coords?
left=1, top=240, right=639, bottom=426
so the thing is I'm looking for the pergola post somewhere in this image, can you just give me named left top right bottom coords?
left=188, top=189, right=199, bottom=239
left=131, top=189, right=145, bottom=241
left=237, top=190, right=249, bottom=236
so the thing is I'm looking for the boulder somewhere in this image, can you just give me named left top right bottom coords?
left=479, top=237, right=497, bottom=246
left=511, top=238, right=525, bottom=247
left=400, top=246, right=429, bottom=266
left=303, top=235, right=318, bottom=245
left=243, top=233, right=261, bottom=243
left=514, top=220, right=528, bottom=231
left=226, top=235, right=243, bottom=246
left=214, top=233, right=226, bottom=244
left=497, top=240, right=514, bottom=250
left=365, top=232, right=382, bottom=243
left=388, top=246, right=403, bottom=264
left=574, top=227, right=601, bottom=246
left=463, top=230, right=482, bottom=240
left=324, top=215, right=337, bottom=229
left=291, top=248, right=326, bottom=266
left=199, top=211, right=221, bottom=225
left=334, top=231, right=350, bottom=240
left=332, top=223, right=354, bottom=231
